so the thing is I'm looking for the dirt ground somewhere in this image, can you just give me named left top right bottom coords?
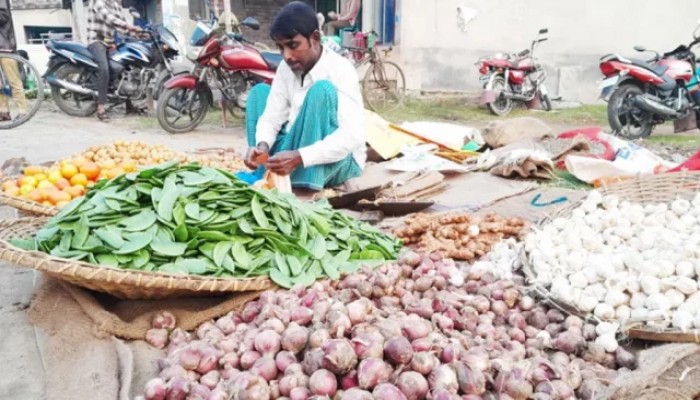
left=0, top=102, right=698, bottom=399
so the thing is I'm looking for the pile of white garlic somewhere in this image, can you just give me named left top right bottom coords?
left=525, top=190, right=700, bottom=333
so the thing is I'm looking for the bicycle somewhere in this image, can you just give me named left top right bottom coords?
left=345, top=43, right=406, bottom=112
left=0, top=51, right=44, bottom=129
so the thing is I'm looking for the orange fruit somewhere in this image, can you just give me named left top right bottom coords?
left=80, top=162, right=101, bottom=180
left=47, top=190, right=71, bottom=205
left=37, top=180, right=55, bottom=190
left=28, top=189, right=44, bottom=203
left=20, top=184, right=34, bottom=195
left=70, top=173, right=88, bottom=187
left=60, top=163, right=79, bottom=179
left=23, top=165, right=43, bottom=176
left=55, top=178, right=70, bottom=191
left=42, top=201, right=52, bottom=206
left=105, top=167, right=125, bottom=180
left=47, top=169, right=63, bottom=183
left=65, top=186, right=84, bottom=199
left=34, top=173, right=48, bottom=183
left=4, top=186, right=20, bottom=197
left=20, top=176, right=37, bottom=187
left=72, top=157, right=89, bottom=169
left=1, top=180, right=17, bottom=191
left=98, top=159, right=117, bottom=170
left=56, top=200, right=71, bottom=209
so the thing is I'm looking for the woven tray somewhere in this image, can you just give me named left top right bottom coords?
left=522, top=170, right=700, bottom=340
left=0, top=192, right=58, bottom=217
left=0, top=217, right=275, bottom=299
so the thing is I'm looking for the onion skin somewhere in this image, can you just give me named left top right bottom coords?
left=372, top=383, right=408, bottom=400
left=340, top=388, right=373, bottom=400
left=309, top=369, right=338, bottom=396
left=153, top=311, right=177, bottom=330
left=357, top=358, right=391, bottom=390
left=289, top=386, right=311, bottom=400
left=322, top=339, right=359, bottom=375
left=144, top=378, right=167, bottom=400
left=396, top=371, right=428, bottom=400
left=146, top=328, right=169, bottom=349
left=384, top=336, right=413, bottom=365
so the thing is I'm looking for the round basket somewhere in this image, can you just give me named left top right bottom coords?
left=521, top=170, right=700, bottom=341
left=0, top=217, right=275, bottom=300
left=0, top=192, right=58, bottom=217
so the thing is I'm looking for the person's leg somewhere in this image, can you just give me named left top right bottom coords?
left=283, top=80, right=361, bottom=190
left=0, top=58, right=28, bottom=115
left=87, top=42, right=110, bottom=119
left=0, top=63, right=9, bottom=119
left=245, top=83, right=271, bottom=147
left=324, top=20, right=351, bottom=36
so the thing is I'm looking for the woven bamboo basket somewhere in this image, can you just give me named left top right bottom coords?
left=0, top=217, right=275, bottom=300
left=0, top=192, right=58, bottom=217
left=521, top=170, right=700, bottom=341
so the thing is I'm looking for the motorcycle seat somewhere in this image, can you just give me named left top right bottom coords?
left=51, top=41, right=94, bottom=60
left=261, top=52, right=282, bottom=71
left=629, top=58, right=669, bottom=77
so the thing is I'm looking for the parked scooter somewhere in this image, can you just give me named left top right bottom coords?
left=44, top=8, right=180, bottom=117
left=598, top=20, right=700, bottom=139
left=156, top=17, right=279, bottom=134
left=476, top=28, right=552, bottom=116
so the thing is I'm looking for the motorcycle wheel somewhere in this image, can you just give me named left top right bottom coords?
left=608, top=84, right=654, bottom=139
left=157, top=86, right=209, bottom=134
left=152, top=68, right=188, bottom=101
left=487, top=75, right=513, bottom=116
left=540, top=93, right=552, bottom=111
left=50, top=64, right=97, bottom=117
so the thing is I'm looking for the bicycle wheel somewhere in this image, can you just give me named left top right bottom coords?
left=361, top=60, right=406, bottom=112
left=0, top=52, right=44, bottom=129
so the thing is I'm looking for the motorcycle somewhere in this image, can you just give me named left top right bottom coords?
left=44, top=8, right=180, bottom=117
left=476, top=28, right=552, bottom=116
left=156, top=17, right=279, bottom=134
left=599, top=21, right=700, bottom=139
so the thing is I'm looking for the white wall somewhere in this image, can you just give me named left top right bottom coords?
left=12, top=8, right=73, bottom=45
left=388, top=0, right=700, bottom=103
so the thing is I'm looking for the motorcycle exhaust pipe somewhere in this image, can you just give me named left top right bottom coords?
left=46, top=76, right=97, bottom=97
left=632, top=95, right=679, bottom=118
left=501, top=92, right=531, bottom=101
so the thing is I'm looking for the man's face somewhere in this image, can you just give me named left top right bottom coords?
left=275, top=33, right=321, bottom=74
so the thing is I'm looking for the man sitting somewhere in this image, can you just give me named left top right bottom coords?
left=243, top=1, right=365, bottom=191
left=323, top=0, right=361, bottom=36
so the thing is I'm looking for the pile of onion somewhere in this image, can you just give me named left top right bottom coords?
left=143, top=251, right=632, bottom=400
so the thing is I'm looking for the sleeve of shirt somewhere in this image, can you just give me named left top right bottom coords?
left=96, top=0, right=128, bottom=31
left=255, top=66, right=291, bottom=148
left=297, top=61, right=365, bottom=167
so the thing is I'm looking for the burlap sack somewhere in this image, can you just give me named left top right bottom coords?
left=604, top=343, right=700, bottom=400
left=481, top=117, right=554, bottom=148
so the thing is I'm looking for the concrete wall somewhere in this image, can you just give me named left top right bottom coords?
left=12, top=8, right=73, bottom=44
left=390, top=0, right=700, bottom=103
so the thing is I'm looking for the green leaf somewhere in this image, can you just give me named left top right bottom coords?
left=59, top=232, right=73, bottom=252
left=196, top=231, right=230, bottom=241
left=325, top=240, right=339, bottom=251
left=275, top=253, right=290, bottom=276
left=310, top=234, right=327, bottom=260
left=150, top=238, right=187, bottom=257
left=72, top=215, right=90, bottom=249
left=309, top=261, right=323, bottom=277
left=321, top=261, right=340, bottom=280
left=174, top=258, right=208, bottom=274
left=251, top=196, right=270, bottom=229
left=158, top=263, right=189, bottom=275
left=231, top=242, right=251, bottom=268
left=8, top=238, right=37, bottom=251
left=213, top=241, right=233, bottom=267
left=94, top=228, right=125, bottom=248
left=292, top=272, right=316, bottom=287
left=238, top=219, right=254, bottom=235
left=221, top=255, right=236, bottom=274
left=184, top=203, right=200, bottom=220
left=333, top=249, right=352, bottom=264
left=182, top=171, right=213, bottom=186
left=105, top=198, right=122, bottom=211
left=335, top=227, right=351, bottom=241
left=270, top=268, right=293, bottom=289
left=199, top=242, right=216, bottom=259
left=132, top=250, right=150, bottom=269
left=173, top=224, right=188, bottom=242
left=173, top=203, right=186, bottom=227
left=287, top=256, right=303, bottom=276
left=157, top=175, right=180, bottom=222
left=114, top=232, right=154, bottom=254
left=229, top=206, right=251, bottom=219
left=96, top=254, right=119, bottom=267
left=120, top=210, right=157, bottom=232
left=53, top=197, right=85, bottom=220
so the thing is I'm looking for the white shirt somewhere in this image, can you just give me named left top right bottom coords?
left=255, top=47, right=366, bottom=169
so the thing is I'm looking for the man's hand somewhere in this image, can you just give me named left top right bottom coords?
left=265, top=150, right=303, bottom=176
left=244, top=142, right=270, bottom=170
left=127, top=25, right=143, bottom=32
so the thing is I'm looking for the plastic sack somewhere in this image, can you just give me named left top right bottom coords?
left=254, top=171, right=292, bottom=193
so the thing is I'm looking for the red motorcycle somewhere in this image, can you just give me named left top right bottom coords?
left=599, top=22, right=700, bottom=139
left=157, top=17, right=279, bottom=133
left=476, top=28, right=552, bottom=116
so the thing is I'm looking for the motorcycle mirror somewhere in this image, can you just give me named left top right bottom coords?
left=539, top=28, right=548, bottom=34
left=241, top=17, right=260, bottom=31
left=129, top=7, right=141, bottom=19
left=633, top=45, right=647, bottom=52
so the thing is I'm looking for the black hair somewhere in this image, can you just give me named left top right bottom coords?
left=270, top=1, right=319, bottom=40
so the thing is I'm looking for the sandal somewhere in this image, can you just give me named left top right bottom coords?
left=96, top=111, right=111, bottom=122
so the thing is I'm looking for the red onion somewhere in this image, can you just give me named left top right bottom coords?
left=220, top=365, right=240, bottom=380
left=189, top=383, right=211, bottom=400
left=340, top=387, right=373, bottom=400
left=454, top=363, right=486, bottom=395
left=384, top=336, right=413, bottom=365
left=399, top=250, right=421, bottom=266
left=260, top=318, right=285, bottom=334
left=251, top=356, right=278, bottom=381
left=341, top=370, right=359, bottom=390
left=160, top=365, right=187, bottom=381
left=502, top=288, right=520, bottom=308
left=282, top=324, right=310, bottom=354
left=218, top=351, right=240, bottom=369
left=214, top=314, right=236, bottom=335
left=291, top=307, right=314, bottom=326
left=518, top=296, right=535, bottom=311
left=545, top=323, right=563, bottom=337
left=153, top=311, right=177, bottom=331
left=396, top=371, right=428, bottom=400
left=352, top=331, right=384, bottom=360
left=289, top=387, right=311, bottom=400
left=309, top=369, right=338, bottom=396
left=168, top=328, right=191, bottom=348
left=347, top=299, right=372, bottom=324
left=582, top=324, right=597, bottom=341
left=546, top=309, right=566, bottom=323
left=146, top=328, right=169, bottom=349
left=200, top=370, right=220, bottom=389
left=275, top=351, right=297, bottom=373
left=577, top=379, right=607, bottom=400
left=254, top=329, right=282, bottom=357
left=472, top=296, right=490, bottom=313
left=432, top=314, right=455, bottom=332
left=357, top=358, right=391, bottom=390
left=328, top=310, right=352, bottom=338
left=196, top=345, right=222, bottom=375
left=167, top=376, right=189, bottom=400
left=144, top=378, right=166, bottom=400
left=205, top=389, right=228, bottom=400
left=527, top=311, right=549, bottom=330
left=430, top=388, right=460, bottom=400
left=507, top=313, right=527, bottom=330
left=429, top=365, right=458, bottom=393
left=491, top=300, right=508, bottom=316
left=179, top=344, right=201, bottom=371
left=241, top=301, right=261, bottom=323
left=309, top=329, right=331, bottom=349
left=410, top=352, right=439, bottom=375
left=440, top=341, right=461, bottom=363
left=302, top=348, right=325, bottom=375
left=402, top=316, right=432, bottom=341
left=322, top=339, right=358, bottom=374
left=462, top=353, right=489, bottom=373
left=279, top=373, right=308, bottom=396
left=237, top=374, right=271, bottom=400
left=553, top=331, right=585, bottom=354
left=372, top=383, right=407, bottom=400
left=508, top=328, right=526, bottom=344
left=465, top=280, right=480, bottom=294
left=240, top=350, right=261, bottom=370
left=615, top=347, right=637, bottom=370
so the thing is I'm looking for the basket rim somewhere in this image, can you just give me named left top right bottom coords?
left=0, top=192, right=58, bottom=216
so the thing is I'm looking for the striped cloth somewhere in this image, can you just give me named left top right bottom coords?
left=245, top=81, right=361, bottom=191
left=87, top=0, right=129, bottom=44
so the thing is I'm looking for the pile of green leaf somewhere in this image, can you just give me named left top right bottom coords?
left=12, top=162, right=402, bottom=288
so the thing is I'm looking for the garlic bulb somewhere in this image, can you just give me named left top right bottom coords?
left=640, top=276, right=661, bottom=295
left=675, top=261, right=694, bottom=278
left=595, top=333, right=619, bottom=352
left=594, top=303, right=615, bottom=320
left=665, top=289, right=686, bottom=309
left=630, top=292, right=647, bottom=309
left=672, top=310, right=694, bottom=331
left=671, top=199, right=691, bottom=216
left=595, top=322, right=619, bottom=335
left=615, top=305, right=631, bottom=321
left=646, top=293, right=671, bottom=311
